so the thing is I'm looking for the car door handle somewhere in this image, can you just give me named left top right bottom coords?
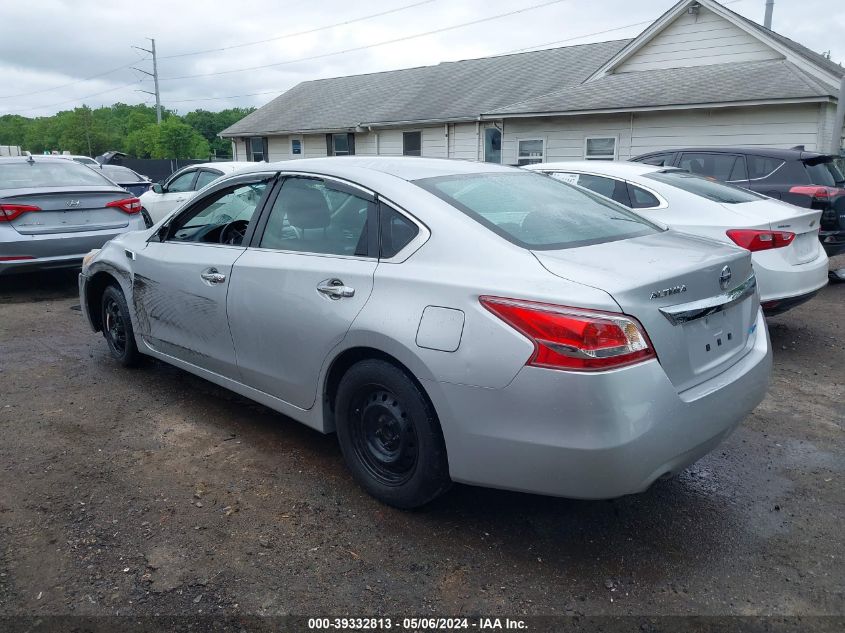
left=201, top=268, right=227, bottom=284
left=317, top=280, right=355, bottom=298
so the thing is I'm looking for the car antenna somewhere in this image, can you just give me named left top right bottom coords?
left=26, top=155, right=35, bottom=164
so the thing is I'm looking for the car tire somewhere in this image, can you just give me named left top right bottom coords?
left=140, top=207, right=153, bottom=228
left=335, top=359, right=451, bottom=509
left=101, top=284, right=141, bottom=367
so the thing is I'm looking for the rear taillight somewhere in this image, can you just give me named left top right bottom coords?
left=726, top=229, right=795, bottom=252
left=480, top=296, right=655, bottom=371
left=788, top=186, right=844, bottom=201
left=0, top=204, right=41, bottom=222
left=106, top=197, right=142, bottom=214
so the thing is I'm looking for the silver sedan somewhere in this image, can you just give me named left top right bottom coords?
left=79, top=158, right=772, bottom=508
left=1, top=156, right=146, bottom=274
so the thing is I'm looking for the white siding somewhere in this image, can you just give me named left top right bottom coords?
left=452, top=123, right=480, bottom=161
left=302, top=134, right=328, bottom=159
left=231, top=139, right=245, bottom=161
left=501, top=115, right=633, bottom=164
left=617, top=6, right=781, bottom=73
left=629, top=104, right=824, bottom=154
left=266, top=135, right=289, bottom=161
left=423, top=126, right=448, bottom=158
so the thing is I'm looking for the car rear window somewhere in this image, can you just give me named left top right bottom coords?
left=804, top=159, right=845, bottom=187
left=0, top=160, right=113, bottom=189
left=101, top=165, right=144, bottom=182
left=415, top=172, right=658, bottom=250
left=644, top=170, right=765, bottom=204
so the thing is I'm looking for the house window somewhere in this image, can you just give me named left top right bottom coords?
left=291, top=138, right=302, bottom=157
left=517, top=139, right=544, bottom=166
left=246, top=137, right=268, bottom=162
left=403, top=131, right=422, bottom=157
left=326, top=133, right=355, bottom=156
left=584, top=137, right=617, bottom=160
left=484, top=128, right=501, bottom=164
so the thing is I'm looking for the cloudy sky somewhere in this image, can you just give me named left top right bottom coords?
left=1, top=0, right=842, bottom=118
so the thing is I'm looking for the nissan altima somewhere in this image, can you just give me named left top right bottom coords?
left=79, top=157, right=772, bottom=508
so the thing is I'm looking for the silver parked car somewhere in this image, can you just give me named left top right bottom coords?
left=79, top=158, right=772, bottom=508
left=1, top=156, right=146, bottom=274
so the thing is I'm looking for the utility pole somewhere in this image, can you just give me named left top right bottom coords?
left=133, top=38, right=162, bottom=124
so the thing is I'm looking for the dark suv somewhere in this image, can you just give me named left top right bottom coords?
left=631, top=147, right=845, bottom=257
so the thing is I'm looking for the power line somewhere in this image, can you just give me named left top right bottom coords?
left=0, top=59, right=145, bottom=100
left=159, top=0, right=436, bottom=60
left=0, top=81, right=142, bottom=115
left=158, top=0, right=571, bottom=81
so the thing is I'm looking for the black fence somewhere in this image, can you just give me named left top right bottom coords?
left=110, top=158, right=208, bottom=183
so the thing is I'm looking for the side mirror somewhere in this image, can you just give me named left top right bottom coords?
left=152, top=183, right=165, bottom=194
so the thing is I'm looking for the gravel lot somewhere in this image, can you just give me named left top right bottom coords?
left=0, top=268, right=842, bottom=626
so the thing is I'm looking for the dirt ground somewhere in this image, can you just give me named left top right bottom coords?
left=0, top=267, right=842, bottom=626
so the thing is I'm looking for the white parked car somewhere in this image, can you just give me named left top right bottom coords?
left=50, top=154, right=100, bottom=167
left=140, top=162, right=252, bottom=224
left=526, top=161, right=829, bottom=315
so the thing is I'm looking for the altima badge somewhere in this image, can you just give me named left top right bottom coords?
left=66, top=200, right=81, bottom=208
left=650, top=285, right=687, bottom=299
left=719, top=265, right=732, bottom=290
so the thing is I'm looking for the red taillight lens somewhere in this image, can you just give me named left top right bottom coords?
left=480, top=296, right=655, bottom=371
left=106, top=197, right=141, bottom=214
left=788, top=185, right=844, bottom=200
left=726, top=229, right=795, bottom=252
left=0, top=203, right=41, bottom=222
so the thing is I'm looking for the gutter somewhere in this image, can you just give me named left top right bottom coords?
left=480, top=96, right=834, bottom=120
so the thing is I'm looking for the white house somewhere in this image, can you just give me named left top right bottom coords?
left=220, top=0, right=844, bottom=166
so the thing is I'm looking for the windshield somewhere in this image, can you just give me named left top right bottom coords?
left=804, top=159, right=845, bottom=187
left=644, top=170, right=764, bottom=204
left=0, top=160, right=114, bottom=190
left=415, top=171, right=658, bottom=250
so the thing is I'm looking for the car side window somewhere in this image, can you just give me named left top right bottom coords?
left=167, top=181, right=269, bottom=245
left=747, top=156, right=785, bottom=180
left=627, top=183, right=661, bottom=209
left=379, top=203, right=419, bottom=258
left=678, top=153, right=739, bottom=181
left=166, top=170, right=197, bottom=193
left=638, top=153, right=672, bottom=166
left=259, top=177, right=374, bottom=257
left=195, top=170, right=220, bottom=190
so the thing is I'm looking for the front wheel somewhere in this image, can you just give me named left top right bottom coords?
left=101, top=285, right=141, bottom=367
left=335, top=360, right=451, bottom=509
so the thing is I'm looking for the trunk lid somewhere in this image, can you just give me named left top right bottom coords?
left=722, top=199, right=822, bottom=264
left=533, top=231, right=759, bottom=392
left=2, top=187, right=131, bottom=235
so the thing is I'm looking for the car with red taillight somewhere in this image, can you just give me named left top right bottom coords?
left=526, top=161, right=828, bottom=316
left=0, top=156, right=146, bottom=274
left=79, top=157, right=771, bottom=508
left=630, top=146, right=845, bottom=258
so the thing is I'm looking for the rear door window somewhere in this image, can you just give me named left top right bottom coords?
left=678, top=153, right=741, bottom=181
left=746, top=156, right=785, bottom=180
left=379, top=203, right=419, bottom=258
left=195, top=170, right=221, bottom=190
left=415, top=171, right=658, bottom=250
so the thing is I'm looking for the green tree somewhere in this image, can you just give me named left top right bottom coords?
left=157, top=117, right=209, bottom=159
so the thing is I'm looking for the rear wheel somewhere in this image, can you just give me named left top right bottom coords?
left=101, top=285, right=140, bottom=367
left=335, top=359, right=450, bottom=509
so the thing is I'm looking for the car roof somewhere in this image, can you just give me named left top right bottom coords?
left=0, top=155, right=90, bottom=163
left=526, top=160, right=670, bottom=178
left=637, top=146, right=835, bottom=161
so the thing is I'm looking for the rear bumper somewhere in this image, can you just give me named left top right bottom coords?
left=0, top=220, right=144, bottom=275
left=426, top=309, right=771, bottom=499
left=753, top=246, right=828, bottom=306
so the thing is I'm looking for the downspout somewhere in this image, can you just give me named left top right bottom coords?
left=476, top=118, right=481, bottom=161
left=830, top=76, right=845, bottom=155
left=445, top=123, right=449, bottom=159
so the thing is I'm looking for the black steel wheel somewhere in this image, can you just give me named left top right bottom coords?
left=335, top=359, right=450, bottom=508
left=101, top=284, right=140, bottom=366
